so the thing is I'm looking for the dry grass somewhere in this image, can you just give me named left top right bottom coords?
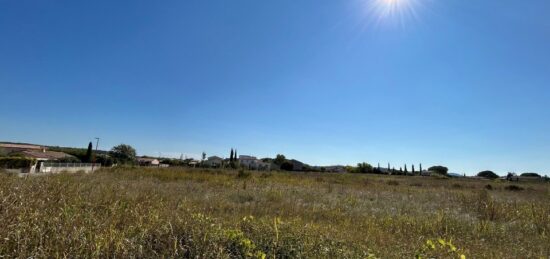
left=1, top=167, right=549, bottom=258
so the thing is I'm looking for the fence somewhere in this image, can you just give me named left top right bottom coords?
left=39, top=162, right=100, bottom=174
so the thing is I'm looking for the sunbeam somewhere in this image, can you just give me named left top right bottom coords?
left=361, top=0, right=425, bottom=28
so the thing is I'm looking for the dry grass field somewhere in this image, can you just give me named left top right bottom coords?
left=0, top=167, right=549, bottom=258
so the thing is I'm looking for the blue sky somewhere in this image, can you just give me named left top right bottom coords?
left=1, top=0, right=549, bottom=175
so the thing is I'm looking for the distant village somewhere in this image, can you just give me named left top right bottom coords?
left=0, top=141, right=548, bottom=182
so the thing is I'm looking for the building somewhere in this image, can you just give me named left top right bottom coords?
left=239, top=155, right=271, bottom=170
left=0, top=143, right=45, bottom=153
left=137, top=157, right=160, bottom=167
left=20, top=150, right=76, bottom=161
left=0, top=143, right=75, bottom=162
left=204, top=156, right=224, bottom=168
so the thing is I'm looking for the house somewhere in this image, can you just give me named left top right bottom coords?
left=0, top=143, right=45, bottom=153
left=239, top=155, right=271, bottom=170
left=137, top=157, right=160, bottom=167
left=20, top=150, right=76, bottom=161
left=187, top=160, right=200, bottom=167
left=239, top=155, right=258, bottom=169
left=0, top=143, right=75, bottom=162
left=204, top=156, right=224, bottom=168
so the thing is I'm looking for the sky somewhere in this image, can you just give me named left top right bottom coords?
left=1, top=0, right=549, bottom=175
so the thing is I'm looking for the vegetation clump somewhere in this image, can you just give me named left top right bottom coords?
left=505, top=185, right=524, bottom=191
left=428, top=166, right=448, bottom=175
left=477, top=170, right=499, bottom=179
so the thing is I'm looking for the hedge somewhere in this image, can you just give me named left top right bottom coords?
left=0, top=157, right=36, bottom=169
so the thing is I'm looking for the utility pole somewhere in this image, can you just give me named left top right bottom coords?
left=91, top=137, right=100, bottom=172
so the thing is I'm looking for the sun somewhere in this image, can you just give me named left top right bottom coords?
left=361, top=0, right=423, bottom=27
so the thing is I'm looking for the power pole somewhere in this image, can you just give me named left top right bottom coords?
left=91, top=137, right=100, bottom=172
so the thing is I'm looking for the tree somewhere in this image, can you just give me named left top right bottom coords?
left=109, top=144, right=137, bottom=165
left=230, top=149, right=234, bottom=162
left=428, top=165, right=448, bottom=175
left=85, top=142, right=93, bottom=163
left=234, top=150, right=238, bottom=160
left=419, top=163, right=422, bottom=173
left=521, top=172, right=541, bottom=178
left=412, top=164, right=415, bottom=174
left=274, top=154, right=286, bottom=165
left=96, top=154, right=114, bottom=167
left=202, top=152, right=206, bottom=161
left=404, top=164, right=408, bottom=173
left=387, top=163, right=390, bottom=171
left=355, top=162, right=373, bottom=174
left=58, top=156, right=82, bottom=163
left=478, top=170, right=499, bottom=179
left=280, top=161, right=294, bottom=171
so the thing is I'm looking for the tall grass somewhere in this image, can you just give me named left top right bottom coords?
left=0, top=168, right=549, bottom=258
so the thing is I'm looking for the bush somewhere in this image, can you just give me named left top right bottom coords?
left=521, top=172, right=541, bottom=178
left=280, top=161, right=294, bottom=171
left=428, top=166, right=448, bottom=175
left=57, top=156, right=82, bottom=163
left=505, top=185, right=524, bottom=191
left=0, top=157, right=36, bottom=169
left=478, top=170, right=499, bottom=179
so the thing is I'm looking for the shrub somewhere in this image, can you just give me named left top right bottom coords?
left=505, top=185, right=524, bottom=191
left=0, top=157, right=35, bottom=169
left=485, top=184, right=493, bottom=190
left=280, top=161, right=294, bottom=171
left=477, top=170, right=499, bottom=179
left=428, top=166, right=448, bottom=175
left=521, top=172, right=541, bottom=178
left=57, top=156, right=82, bottom=163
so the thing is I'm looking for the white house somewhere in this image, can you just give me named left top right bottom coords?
left=137, top=157, right=160, bottom=167
left=204, top=156, right=224, bottom=168
left=239, top=155, right=271, bottom=170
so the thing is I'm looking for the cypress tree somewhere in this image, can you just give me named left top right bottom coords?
left=85, top=142, right=93, bottom=163
left=420, top=163, right=422, bottom=173
left=404, top=164, right=408, bottom=173
left=235, top=150, right=238, bottom=161
left=230, top=149, right=234, bottom=162
left=412, top=164, right=415, bottom=174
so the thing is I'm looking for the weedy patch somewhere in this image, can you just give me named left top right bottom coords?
left=505, top=185, right=524, bottom=191
left=0, top=168, right=548, bottom=258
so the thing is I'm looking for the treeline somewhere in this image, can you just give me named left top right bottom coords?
left=346, top=162, right=448, bottom=175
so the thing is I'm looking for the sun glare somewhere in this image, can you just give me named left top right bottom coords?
left=362, top=0, right=423, bottom=27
